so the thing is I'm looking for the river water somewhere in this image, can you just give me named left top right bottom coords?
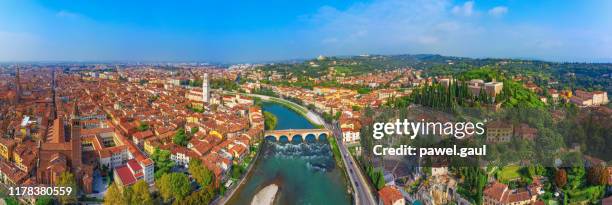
left=227, top=102, right=351, bottom=205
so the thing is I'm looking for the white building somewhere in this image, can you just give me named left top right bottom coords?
left=341, top=127, right=360, bottom=144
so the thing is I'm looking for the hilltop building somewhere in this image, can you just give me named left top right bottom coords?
left=486, top=120, right=513, bottom=144
left=467, top=79, right=503, bottom=97
left=483, top=180, right=542, bottom=205
left=485, top=82, right=503, bottom=97
left=570, top=90, right=609, bottom=107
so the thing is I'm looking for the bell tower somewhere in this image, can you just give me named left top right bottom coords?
left=15, top=67, right=21, bottom=103
left=70, top=100, right=82, bottom=171
left=202, top=73, right=210, bottom=103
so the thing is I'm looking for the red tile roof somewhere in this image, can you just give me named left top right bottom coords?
left=484, top=182, right=508, bottom=202
left=133, top=130, right=154, bottom=140
left=115, top=165, right=137, bottom=186
left=378, top=186, right=403, bottom=205
left=484, top=181, right=535, bottom=204
left=127, top=159, right=142, bottom=172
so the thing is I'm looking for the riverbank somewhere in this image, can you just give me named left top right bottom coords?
left=224, top=90, right=325, bottom=126
left=251, top=184, right=278, bottom=205
left=263, top=97, right=326, bottom=127
left=214, top=144, right=261, bottom=205
left=258, top=96, right=323, bottom=127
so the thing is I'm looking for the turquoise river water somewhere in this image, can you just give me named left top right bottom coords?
left=227, top=102, right=351, bottom=205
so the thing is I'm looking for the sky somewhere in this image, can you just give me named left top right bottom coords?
left=0, top=0, right=611, bottom=63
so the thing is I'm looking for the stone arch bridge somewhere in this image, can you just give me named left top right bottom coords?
left=264, top=129, right=331, bottom=143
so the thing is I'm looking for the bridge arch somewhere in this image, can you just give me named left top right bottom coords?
left=265, top=135, right=277, bottom=142
left=305, top=134, right=316, bottom=143
left=279, top=135, right=289, bottom=143
left=292, top=135, right=303, bottom=143
left=318, top=133, right=328, bottom=142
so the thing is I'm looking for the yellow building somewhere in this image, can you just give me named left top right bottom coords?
left=0, top=138, right=16, bottom=161
left=209, top=130, right=223, bottom=140
left=12, top=152, right=22, bottom=167
left=143, top=140, right=159, bottom=155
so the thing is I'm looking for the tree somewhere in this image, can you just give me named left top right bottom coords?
left=173, top=128, right=189, bottom=146
left=137, top=122, right=149, bottom=131
left=453, top=167, right=487, bottom=205
left=357, top=87, right=371, bottom=94
left=3, top=197, right=19, bottom=205
left=263, top=111, right=277, bottom=130
left=105, top=181, right=152, bottom=205
left=190, top=126, right=199, bottom=134
left=57, top=171, right=78, bottom=204
left=122, top=186, right=134, bottom=205
left=176, top=186, right=216, bottom=205
left=375, top=170, right=386, bottom=190
left=232, top=165, right=243, bottom=179
left=554, top=169, right=568, bottom=188
left=567, top=166, right=585, bottom=189
left=188, top=159, right=214, bottom=187
left=190, top=79, right=203, bottom=87
left=527, top=164, right=545, bottom=178
left=157, top=173, right=192, bottom=202
left=151, top=148, right=175, bottom=179
left=104, top=183, right=126, bottom=205
left=129, top=180, right=153, bottom=205
left=35, top=196, right=54, bottom=205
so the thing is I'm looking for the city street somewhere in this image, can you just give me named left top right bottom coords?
left=325, top=123, right=377, bottom=205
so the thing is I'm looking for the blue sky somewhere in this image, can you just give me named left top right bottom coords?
left=0, top=0, right=610, bottom=62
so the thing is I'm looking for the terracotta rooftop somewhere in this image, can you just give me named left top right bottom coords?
left=127, top=159, right=142, bottom=172
left=378, top=186, right=403, bottom=205
left=115, top=165, right=137, bottom=186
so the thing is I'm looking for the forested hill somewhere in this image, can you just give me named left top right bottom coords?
left=259, top=54, right=612, bottom=94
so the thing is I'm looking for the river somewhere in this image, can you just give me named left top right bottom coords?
left=226, top=102, right=351, bottom=205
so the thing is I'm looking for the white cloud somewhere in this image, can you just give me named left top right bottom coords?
left=452, top=1, right=474, bottom=16
left=299, top=0, right=612, bottom=62
left=488, top=6, right=508, bottom=17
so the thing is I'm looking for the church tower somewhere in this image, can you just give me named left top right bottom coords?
left=202, top=73, right=210, bottom=103
left=70, top=100, right=82, bottom=171
left=15, top=67, right=21, bottom=103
